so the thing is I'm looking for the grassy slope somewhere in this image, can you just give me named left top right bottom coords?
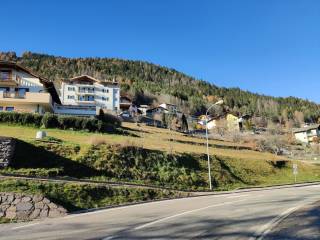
left=1, top=122, right=320, bottom=211
left=0, top=122, right=319, bottom=190
left=0, top=122, right=280, bottom=161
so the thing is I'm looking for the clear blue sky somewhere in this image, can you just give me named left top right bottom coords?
left=2, top=0, right=320, bottom=102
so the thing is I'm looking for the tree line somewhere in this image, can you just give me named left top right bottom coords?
left=1, top=51, right=319, bottom=124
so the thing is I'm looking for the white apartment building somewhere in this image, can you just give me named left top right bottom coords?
left=55, top=75, right=120, bottom=116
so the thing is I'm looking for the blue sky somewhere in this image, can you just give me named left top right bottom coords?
left=2, top=0, right=320, bottom=102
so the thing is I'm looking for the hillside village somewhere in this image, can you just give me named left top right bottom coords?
left=0, top=60, right=246, bottom=132
left=1, top=56, right=320, bottom=222
left=0, top=59, right=319, bottom=145
left=3, top=1, right=320, bottom=238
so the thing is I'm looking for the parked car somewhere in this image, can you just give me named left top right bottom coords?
left=118, top=111, right=131, bottom=118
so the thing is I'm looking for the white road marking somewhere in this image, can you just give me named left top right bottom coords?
left=62, top=193, right=240, bottom=220
left=8, top=194, right=246, bottom=230
left=102, top=236, right=115, bottom=240
left=306, top=185, right=320, bottom=188
left=11, top=222, right=40, bottom=230
left=134, top=199, right=247, bottom=230
left=249, top=201, right=310, bottom=240
left=253, top=194, right=263, bottom=198
left=226, top=194, right=249, bottom=199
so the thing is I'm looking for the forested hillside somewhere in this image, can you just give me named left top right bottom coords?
left=1, top=51, right=320, bottom=123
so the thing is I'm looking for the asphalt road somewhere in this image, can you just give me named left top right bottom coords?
left=264, top=200, right=320, bottom=240
left=1, top=183, right=320, bottom=240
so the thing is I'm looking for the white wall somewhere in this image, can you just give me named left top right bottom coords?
left=294, top=132, right=308, bottom=143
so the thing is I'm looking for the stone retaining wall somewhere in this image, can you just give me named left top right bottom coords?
left=0, top=137, right=15, bottom=168
left=0, top=192, right=67, bottom=221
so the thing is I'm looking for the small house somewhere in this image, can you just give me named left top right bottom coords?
left=159, top=103, right=178, bottom=113
left=293, top=124, right=320, bottom=144
left=146, top=106, right=167, bottom=118
left=138, top=105, right=150, bottom=115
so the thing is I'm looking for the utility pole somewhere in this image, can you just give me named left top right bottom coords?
left=205, top=100, right=224, bottom=190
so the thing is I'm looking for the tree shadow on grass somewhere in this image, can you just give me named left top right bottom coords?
left=10, top=140, right=100, bottom=179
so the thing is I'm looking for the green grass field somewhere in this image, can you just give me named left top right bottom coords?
left=0, top=122, right=281, bottom=161
left=1, top=122, right=320, bottom=212
left=1, top=122, right=320, bottom=191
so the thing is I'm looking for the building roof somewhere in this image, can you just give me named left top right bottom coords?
left=159, top=103, right=177, bottom=107
left=0, top=61, right=61, bottom=104
left=146, top=106, right=167, bottom=112
left=62, top=75, right=119, bottom=86
left=139, top=105, right=150, bottom=108
left=0, top=61, right=51, bottom=83
left=293, top=124, right=320, bottom=133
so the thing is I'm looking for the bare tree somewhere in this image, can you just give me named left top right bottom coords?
left=294, top=111, right=305, bottom=127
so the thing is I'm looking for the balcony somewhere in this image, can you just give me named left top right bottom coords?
left=76, top=91, right=95, bottom=96
left=0, top=91, right=52, bottom=104
left=0, top=78, right=18, bottom=87
left=75, top=88, right=95, bottom=95
left=2, top=92, right=25, bottom=99
left=76, top=100, right=95, bottom=104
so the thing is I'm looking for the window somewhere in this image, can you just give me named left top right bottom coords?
left=0, top=71, right=11, bottom=81
left=0, top=87, right=9, bottom=92
left=68, top=87, right=75, bottom=91
left=102, top=89, right=109, bottom=93
left=88, top=95, right=95, bottom=101
left=5, top=107, right=14, bottom=112
left=67, top=95, right=75, bottom=99
left=102, top=97, right=107, bottom=101
left=16, top=88, right=27, bottom=98
left=0, top=106, right=3, bottom=111
left=106, top=97, right=109, bottom=101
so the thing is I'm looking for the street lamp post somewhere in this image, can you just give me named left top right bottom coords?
left=205, top=100, right=223, bottom=190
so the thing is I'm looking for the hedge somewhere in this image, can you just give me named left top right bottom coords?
left=0, top=112, right=119, bottom=133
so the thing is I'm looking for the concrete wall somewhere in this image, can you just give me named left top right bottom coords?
left=0, top=192, right=67, bottom=221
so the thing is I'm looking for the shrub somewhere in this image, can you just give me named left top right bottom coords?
left=57, top=115, right=76, bottom=130
left=0, top=112, right=42, bottom=127
left=41, top=113, right=59, bottom=128
left=97, top=111, right=121, bottom=127
left=0, top=111, right=118, bottom=133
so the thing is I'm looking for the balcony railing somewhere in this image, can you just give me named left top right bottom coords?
left=78, top=89, right=95, bottom=93
left=54, top=104, right=97, bottom=116
left=0, top=77, right=18, bottom=86
left=0, top=92, right=51, bottom=104
left=0, top=78, right=12, bottom=81
left=2, top=92, right=25, bottom=99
